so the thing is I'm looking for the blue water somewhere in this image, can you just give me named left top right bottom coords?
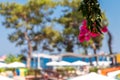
left=62, top=56, right=107, bottom=62
left=25, top=56, right=107, bottom=69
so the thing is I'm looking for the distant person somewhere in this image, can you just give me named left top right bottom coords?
left=58, top=74, right=63, bottom=80
left=16, top=69, right=20, bottom=76
left=43, top=72, right=49, bottom=80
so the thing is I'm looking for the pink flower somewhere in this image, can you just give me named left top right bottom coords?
left=78, top=20, right=91, bottom=42
left=90, top=32, right=100, bottom=37
left=102, top=26, right=108, bottom=32
left=78, top=33, right=91, bottom=42
left=78, top=20, right=108, bottom=43
left=82, top=20, right=87, bottom=26
left=78, top=34, right=85, bottom=42
left=80, top=21, right=89, bottom=34
left=85, top=34, right=91, bottom=41
left=80, top=27, right=88, bottom=34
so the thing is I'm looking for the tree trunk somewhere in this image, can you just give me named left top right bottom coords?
left=83, top=48, right=88, bottom=62
left=107, top=31, right=114, bottom=65
left=66, top=43, right=73, bottom=52
left=93, top=49, right=98, bottom=66
left=27, top=40, right=32, bottom=68
left=84, top=47, right=88, bottom=55
left=92, top=43, right=98, bottom=66
left=77, top=46, right=93, bottom=65
left=24, top=31, right=32, bottom=68
left=83, top=47, right=93, bottom=65
left=108, top=31, right=112, bottom=54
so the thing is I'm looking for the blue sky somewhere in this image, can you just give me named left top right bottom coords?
left=100, top=0, right=120, bottom=53
left=0, top=0, right=120, bottom=55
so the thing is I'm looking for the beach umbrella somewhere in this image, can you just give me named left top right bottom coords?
left=0, top=62, right=8, bottom=68
left=46, top=61, right=59, bottom=66
left=71, top=61, right=89, bottom=66
left=70, top=72, right=116, bottom=80
left=57, top=61, right=71, bottom=66
left=107, top=70, right=120, bottom=78
left=93, top=61, right=111, bottom=66
left=7, top=62, right=26, bottom=68
left=0, top=75, right=13, bottom=80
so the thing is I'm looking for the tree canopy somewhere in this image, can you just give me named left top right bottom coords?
left=0, top=0, right=109, bottom=67
left=0, top=0, right=57, bottom=68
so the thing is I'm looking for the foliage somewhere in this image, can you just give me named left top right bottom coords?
left=0, top=68, right=6, bottom=72
left=5, top=54, right=22, bottom=63
left=17, top=54, right=26, bottom=61
left=46, top=0, right=83, bottom=52
left=78, top=20, right=107, bottom=42
left=0, top=0, right=57, bottom=67
left=0, top=0, right=56, bottom=49
left=79, top=0, right=102, bottom=33
left=42, top=0, right=106, bottom=55
left=0, top=0, right=109, bottom=67
left=26, top=68, right=41, bottom=76
left=43, top=26, right=63, bottom=44
left=56, top=67, right=75, bottom=76
left=64, top=66, right=75, bottom=71
left=116, top=73, right=120, bottom=80
left=89, top=67, right=98, bottom=72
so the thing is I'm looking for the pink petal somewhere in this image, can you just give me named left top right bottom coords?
left=82, top=20, right=87, bottom=26
left=102, top=26, right=108, bottom=32
left=85, top=35, right=91, bottom=41
left=80, top=26, right=89, bottom=34
left=80, top=29, right=87, bottom=34
left=90, top=32, right=99, bottom=37
left=78, top=34, right=85, bottom=42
